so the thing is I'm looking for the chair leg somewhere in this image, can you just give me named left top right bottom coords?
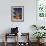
left=4, top=33, right=7, bottom=46
left=4, top=41, right=7, bottom=46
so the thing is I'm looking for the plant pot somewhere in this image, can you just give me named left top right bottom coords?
left=37, top=39, right=44, bottom=44
left=37, top=39, right=40, bottom=43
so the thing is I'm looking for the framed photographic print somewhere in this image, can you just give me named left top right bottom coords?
left=11, top=6, right=24, bottom=22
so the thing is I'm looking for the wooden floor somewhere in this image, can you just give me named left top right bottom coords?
left=0, top=42, right=46, bottom=46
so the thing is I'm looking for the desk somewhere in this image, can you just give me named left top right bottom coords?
left=4, top=33, right=18, bottom=46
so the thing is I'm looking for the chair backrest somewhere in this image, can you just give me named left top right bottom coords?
left=11, top=27, right=18, bottom=34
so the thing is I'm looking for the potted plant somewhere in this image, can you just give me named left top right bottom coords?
left=33, top=32, right=46, bottom=43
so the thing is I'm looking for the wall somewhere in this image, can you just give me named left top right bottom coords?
left=0, top=0, right=36, bottom=42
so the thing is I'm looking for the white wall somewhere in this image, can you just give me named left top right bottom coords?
left=0, top=0, right=36, bottom=42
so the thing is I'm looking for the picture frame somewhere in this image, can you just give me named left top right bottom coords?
left=11, top=6, right=24, bottom=22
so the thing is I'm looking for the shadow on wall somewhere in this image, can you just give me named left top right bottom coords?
left=2, top=28, right=11, bottom=34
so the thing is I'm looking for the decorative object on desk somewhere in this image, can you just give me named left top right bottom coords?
left=11, top=27, right=18, bottom=34
left=11, top=6, right=24, bottom=22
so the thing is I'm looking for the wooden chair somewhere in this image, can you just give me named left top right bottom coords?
left=18, top=33, right=30, bottom=46
left=4, top=33, right=18, bottom=46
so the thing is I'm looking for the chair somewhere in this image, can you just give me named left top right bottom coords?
left=18, top=33, right=30, bottom=46
left=4, top=27, right=19, bottom=46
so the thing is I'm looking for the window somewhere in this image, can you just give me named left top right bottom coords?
left=37, top=0, right=46, bottom=18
